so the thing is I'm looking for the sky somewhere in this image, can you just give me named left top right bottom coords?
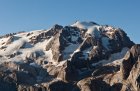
left=0, top=0, right=139, bottom=43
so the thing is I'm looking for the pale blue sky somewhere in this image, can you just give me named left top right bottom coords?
left=0, top=0, right=139, bottom=43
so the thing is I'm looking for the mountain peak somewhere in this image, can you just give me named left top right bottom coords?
left=0, top=21, right=137, bottom=91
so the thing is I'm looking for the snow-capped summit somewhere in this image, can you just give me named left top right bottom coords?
left=71, top=21, right=98, bottom=29
left=0, top=21, right=137, bottom=91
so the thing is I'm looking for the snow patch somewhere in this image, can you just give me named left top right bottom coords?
left=92, top=47, right=129, bottom=66
left=0, top=39, right=26, bottom=55
left=86, top=26, right=101, bottom=38
left=63, top=44, right=79, bottom=60
left=72, top=21, right=102, bottom=38
left=102, top=37, right=109, bottom=50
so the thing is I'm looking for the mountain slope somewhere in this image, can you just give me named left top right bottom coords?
left=0, top=21, right=138, bottom=91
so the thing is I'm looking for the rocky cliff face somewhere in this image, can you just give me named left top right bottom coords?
left=0, top=21, right=139, bottom=91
